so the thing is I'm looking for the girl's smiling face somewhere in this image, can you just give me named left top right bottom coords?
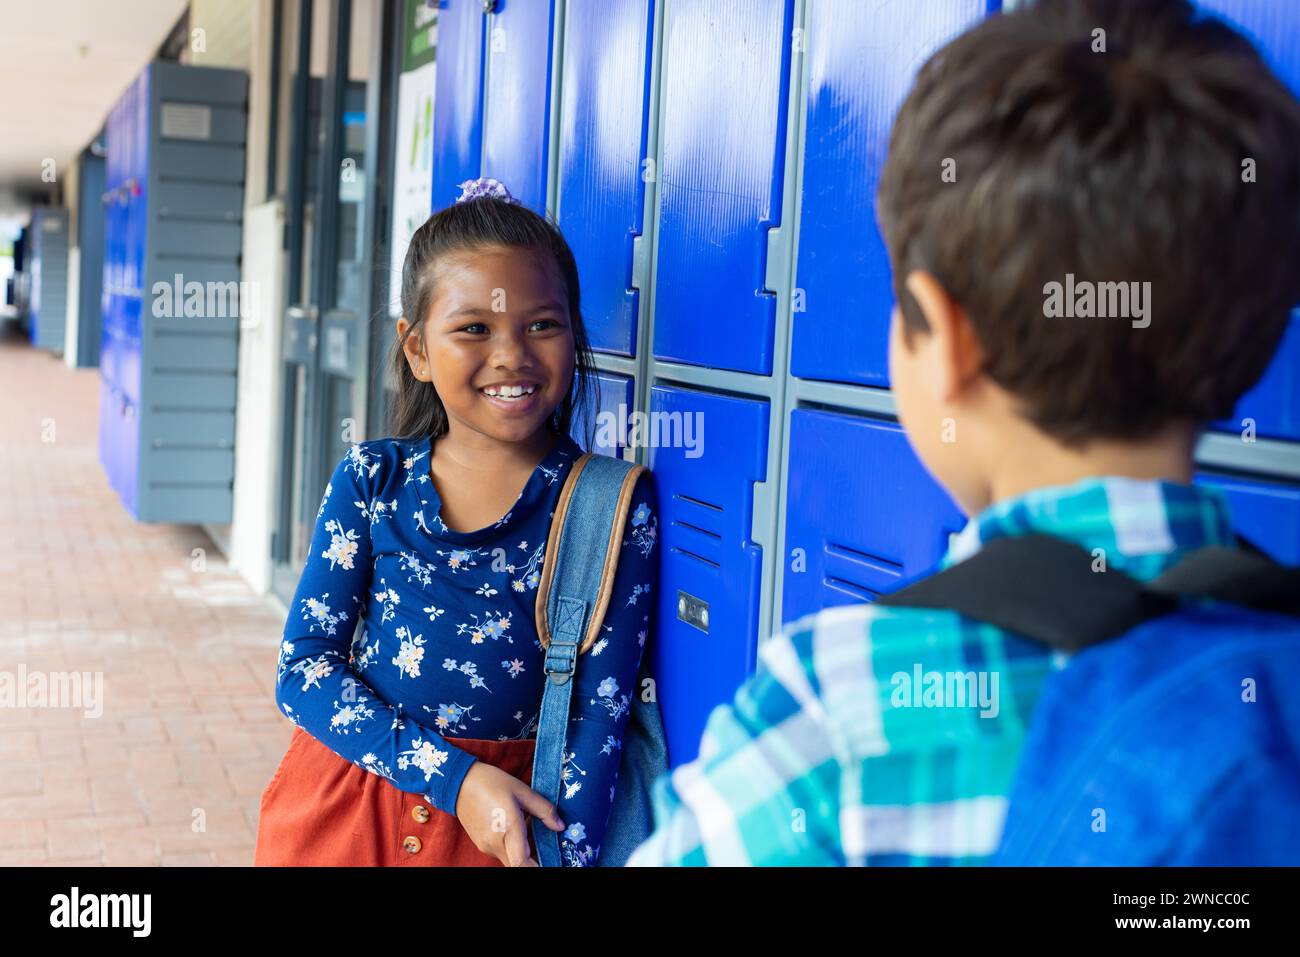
left=398, top=245, right=576, bottom=447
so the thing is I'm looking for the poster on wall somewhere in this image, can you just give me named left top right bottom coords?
left=388, top=1, right=437, bottom=316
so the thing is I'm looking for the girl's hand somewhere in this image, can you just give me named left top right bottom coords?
left=455, top=761, right=565, bottom=866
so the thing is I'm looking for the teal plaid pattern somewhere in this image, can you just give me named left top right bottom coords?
left=626, top=477, right=1237, bottom=866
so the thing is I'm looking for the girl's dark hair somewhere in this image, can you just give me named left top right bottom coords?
left=388, top=197, right=596, bottom=444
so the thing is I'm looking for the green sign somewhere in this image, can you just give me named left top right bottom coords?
left=404, top=0, right=438, bottom=73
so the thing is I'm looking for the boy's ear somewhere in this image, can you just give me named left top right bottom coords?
left=903, top=270, right=984, bottom=402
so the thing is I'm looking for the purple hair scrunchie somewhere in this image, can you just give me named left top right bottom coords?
left=455, top=177, right=518, bottom=205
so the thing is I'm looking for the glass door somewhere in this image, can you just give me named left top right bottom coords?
left=272, top=0, right=399, bottom=603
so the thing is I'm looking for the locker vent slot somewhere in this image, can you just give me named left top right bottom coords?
left=823, top=541, right=903, bottom=599
left=671, top=546, right=720, bottom=569
left=673, top=519, right=721, bottom=540
left=825, top=542, right=903, bottom=576
left=675, top=493, right=723, bottom=512
left=823, top=576, right=877, bottom=604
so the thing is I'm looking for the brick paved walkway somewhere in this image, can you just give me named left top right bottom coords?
left=0, top=324, right=289, bottom=865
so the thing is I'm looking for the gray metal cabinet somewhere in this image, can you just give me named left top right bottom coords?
left=99, top=60, right=248, bottom=523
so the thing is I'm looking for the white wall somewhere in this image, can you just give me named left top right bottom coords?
left=188, top=0, right=256, bottom=70
left=215, top=0, right=287, bottom=595
left=228, top=199, right=287, bottom=594
left=63, top=246, right=80, bottom=367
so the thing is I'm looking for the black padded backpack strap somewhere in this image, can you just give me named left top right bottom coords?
left=876, top=534, right=1174, bottom=652
left=876, top=533, right=1300, bottom=653
left=1145, top=542, right=1300, bottom=615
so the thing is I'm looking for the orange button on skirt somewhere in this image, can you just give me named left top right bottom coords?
left=254, top=726, right=537, bottom=867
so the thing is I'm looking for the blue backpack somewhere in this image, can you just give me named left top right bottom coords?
left=529, top=452, right=669, bottom=867
left=878, top=533, right=1300, bottom=865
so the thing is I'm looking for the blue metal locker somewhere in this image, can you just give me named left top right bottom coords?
left=100, top=69, right=141, bottom=513
left=102, top=68, right=150, bottom=516
left=790, top=0, right=996, bottom=387
left=1198, top=0, right=1300, bottom=94
left=782, top=408, right=965, bottom=624
left=9, top=226, right=27, bottom=323
left=1198, top=472, right=1300, bottom=565
left=651, top=0, right=794, bottom=375
left=430, top=0, right=486, bottom=209
left=555, top=0, right=656, bottom=356
left=647, top=384, right=768, bottom=766
left=1197, top=0, right=1300, bottom=442
left=481, top=0, right=557, bottom=213
left=1219, top=311, right=1300, bottom=441
left=571, top=371, right=635, bottom=458
left=120, top=295, right=143, bottom=518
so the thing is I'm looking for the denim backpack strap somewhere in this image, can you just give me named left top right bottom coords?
left=530, top=452, right=645, bottom=867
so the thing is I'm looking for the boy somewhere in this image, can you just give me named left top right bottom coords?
left=627, top=0, right=1300, bottom=866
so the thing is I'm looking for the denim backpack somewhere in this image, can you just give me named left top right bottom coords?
left=530, top=452, right=668, bottom=867
left=878, top=533, right=1300, bottom=865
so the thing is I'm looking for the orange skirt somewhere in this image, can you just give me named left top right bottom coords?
left=254, top=725, right=538, bottom=866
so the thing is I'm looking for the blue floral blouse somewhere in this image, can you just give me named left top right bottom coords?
left=274, top=432, right=659, bottom=866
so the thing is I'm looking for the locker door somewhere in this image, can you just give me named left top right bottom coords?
left=122, top=80, right=144, bottom=417
left=429, top=0, right=486, bottom=209
left=124, top=69, right=149, bottom=517
left=481, top=0, right=556, bottom=213
left=1197, top=0, right=1300, bottom=94
left=26, top=214, right=41, bottom=347
left=791, top=0, right=995, bottom=387
left=120, top=293, right=142, bottom=519
left=651, top=0, right=793, bottom=375
left=571, top=371, right=635, bottom=457
left=555, top=0, right=655, bottom=356
left=1198, top=0, right=1300, bottom=442
left=1197, top=472, right=1300, bottom=565
left=99, top=108, right=113, bottom=492
left=1219, top=312, right=1300, bottom=441
left=782, top=409, right=964, bottom=624
left=101, top=96, right=126, bottom=504
left=647, top=384, right=768, bottom=766
left=98, top=377, right=115, bottom=500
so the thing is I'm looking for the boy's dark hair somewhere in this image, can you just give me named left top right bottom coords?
left=389, top=197, right=596, bottom=443
left=877, top=0, right=1300, bottom=446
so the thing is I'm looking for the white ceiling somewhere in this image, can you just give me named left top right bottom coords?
left=0, top=0, right=189, bottom=220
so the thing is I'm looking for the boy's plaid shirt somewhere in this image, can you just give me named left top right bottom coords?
left=626, top=477, right=1238, bottom=866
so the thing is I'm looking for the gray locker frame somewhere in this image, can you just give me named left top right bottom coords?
left=135, top=60, right=249, bottom=523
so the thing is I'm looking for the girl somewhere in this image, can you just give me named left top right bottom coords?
left=254, top=178, right=658, bottom=867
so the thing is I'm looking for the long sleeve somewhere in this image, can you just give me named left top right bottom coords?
left=274, top=444, right=478, bottom=815
left=625, top=616, right=844, bottom=866
left=553, top=471, right=659, bottom=866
